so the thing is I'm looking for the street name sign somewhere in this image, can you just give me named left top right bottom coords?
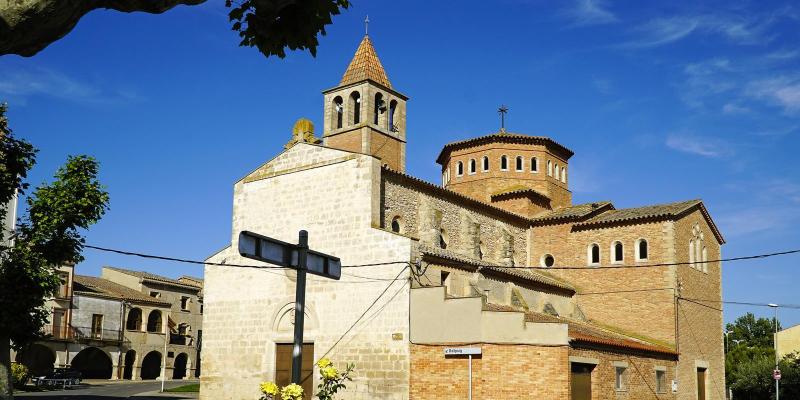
left=444, top=347, right=482, bottom=356
left=774, top=369, right=781, bottom=380
left=238, top=230, right=341, bottom=280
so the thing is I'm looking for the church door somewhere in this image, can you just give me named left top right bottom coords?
left=275, top=343, right=314, bottom=399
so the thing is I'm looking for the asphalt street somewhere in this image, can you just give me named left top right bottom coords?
left=14, top=379, right=199, bottom=399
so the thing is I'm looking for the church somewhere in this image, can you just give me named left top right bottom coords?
left=201, top=32, right=725, bottom=400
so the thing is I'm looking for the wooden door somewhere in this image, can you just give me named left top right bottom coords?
left=275, top=343, right=314, bottom=399
left=91, top=314, right=103, bottom=339
left=571, top=363, right=593, bottom=400
left=697, top=368, right=707, bottom=400
left=52, top=309, right=66, bottom=339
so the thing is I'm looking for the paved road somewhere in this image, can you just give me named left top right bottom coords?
left=15, top=380, right=199, bottom=400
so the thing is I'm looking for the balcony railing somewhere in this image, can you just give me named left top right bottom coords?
left=54, top=284, right=71, bottom=299
left=41, top=325, right=124, bottom=343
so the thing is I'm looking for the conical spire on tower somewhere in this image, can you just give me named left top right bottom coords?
left=339, top=35, right=392, bottom=88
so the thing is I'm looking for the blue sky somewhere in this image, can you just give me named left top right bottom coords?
left=1, top=0, right=799, bottom=326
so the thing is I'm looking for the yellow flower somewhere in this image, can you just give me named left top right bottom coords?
left=316, top=358, right=332, bottom=368
left=260, top=381, right=278, bottom=396
left=321, top=366, right=338, bottom=380
left=280, top=383, right=304, bottom=400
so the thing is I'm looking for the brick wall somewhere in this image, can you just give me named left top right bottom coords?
left=410, top=343, right=570, bottom=399
left=570, top=347, right=678, bottom=400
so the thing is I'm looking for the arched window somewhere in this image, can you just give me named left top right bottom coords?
left=332, top=96, right=343, bottom=129
left=637, top=239, right=648, bottom=261
left=456, top=161, right=464, bottom=176
left=439, top=229, right=447, bottom=249
left=515, top=156, right=523, bottom=171
left=391, top=216, right=402, bottom=233
left=126, top=308, right=142, bottom=331
left=541, top=254, right=555, bottom=268
left=689, top=240, right=695, bottom=268
left=374, top=93, right=384, bottom=125
left=482, top=156, right=489, bottom=171
left=561, top=167, right=566, bottom=183
left=349, top=91, right=361, bottom=124
left=147, top=310, right=163, bottom=333
left=389, top=100, right=398, bottom=131
left=469, top=159, right=476, bottom=174
left=555, top=163, right=560, bottom=180
left=612, top=241, right=623, bottom=263
left=501, top=155, right=509, bottom=170
left=588, top=244, right=600, bottom=265
left=702, top=247, right=708, bottom=272
left=547, top=160, right=552, bottom=176
left=531, top=157, right=538, bottom=172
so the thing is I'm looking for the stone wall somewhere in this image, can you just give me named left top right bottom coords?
left=409, top=343, right=570, bottom=399
left=202, top=144, right=413, bottom=400
left=72, top=294, right=122, bottom=335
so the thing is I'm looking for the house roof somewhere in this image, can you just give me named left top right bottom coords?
left=340, top=35, right=392, bottom=88
left=73, top=275, right=171, bottom=307
left=575, top=199, right=725, bottom=243
left=418, top=244, right=575, bottom=293
left=436, top=132, right=574, bottom=165
left=484, top=303, right=677, bottom=356
left=530, top=201, right=614, bottom=225
left=490, top=187, right=551, bottom=203
left=104, top=266, right=202, bottom=291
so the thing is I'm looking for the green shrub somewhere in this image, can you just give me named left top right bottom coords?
left=11, top=363, right=30, bottom=389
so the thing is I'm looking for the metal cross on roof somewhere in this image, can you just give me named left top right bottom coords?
left=498, top=105, right=509, bottom=132
left=365, top=15, right=370, bottom=35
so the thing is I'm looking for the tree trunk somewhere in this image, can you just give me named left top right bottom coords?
left=0, top=334, right=12, bottom=400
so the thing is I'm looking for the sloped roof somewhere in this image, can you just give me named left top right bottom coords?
left=490, top=187, right=551, bottom=202
left=340, top=35, right=391, bottom=88
left=436, top=132, right=574, bottom=165
left=418, top=244, right=575, bottom=293
left=105, top=267, right=202, bottom=291
left=484, top=303, right=676, bottom=356
left=530, top=201, right=614, bottom=225
left=73, top=275, right=171, bottom=307
left=575, top=199, right=725, bottom=243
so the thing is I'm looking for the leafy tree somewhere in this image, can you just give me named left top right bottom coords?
left=1, top=0, right=349, bottom=58
left=0, top=104, right=109, bottom=399
left=726, top=312, right=780, bottom=349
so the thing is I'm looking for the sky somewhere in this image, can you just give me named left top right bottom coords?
left=1, top=0, right=799, bottom=327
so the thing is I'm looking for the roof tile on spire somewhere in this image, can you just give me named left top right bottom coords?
left=340, top=35, right=391, bottom=88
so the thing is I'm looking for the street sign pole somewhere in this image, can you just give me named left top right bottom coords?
left=291, top=230, right=309, bottom=385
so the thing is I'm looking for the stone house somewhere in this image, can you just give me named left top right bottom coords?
left=201, top=34, right=725, bottom=400
left=12, top=267, right=203, bottom=381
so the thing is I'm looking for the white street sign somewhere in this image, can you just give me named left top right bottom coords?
left=444, top=347, right=482, bottom=356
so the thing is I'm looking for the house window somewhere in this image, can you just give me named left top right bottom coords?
left=500, top=155, right=508, bottom=170
left=656, top=369, right=667, bottom=393
left=57, top=272, right=70, bottom=298
left=482, top=156, right=489, bottom=172
left=126, top=308, right=142, bottom=331
left=561, top=166, right=566, bottom=183
left=515, top=156, right=523, bottom=171
left=588, top=244, right=600, bottom=266
left=391, top=216, right=402, bottom=233
left=637, top=239, right=648, bottom=261
left=547, top=160, right=552, bottom=176
left=530, top=157, right=538, bottom=172
left=554, top=163, right=560, bottom=180
left=147, top=310, right=163, bottom=333
left=615, top=366, right=627, bottom=391
left=456, top=161, right=464, bottom=176
left=181, top=296, right=190, bottom=311
left=613, top=241, right=623, bottom=263
left=469, top=159, right=476, bottom=174
left=541, top=254, right=555, bottom=268
left=332, top=96, right=343, bottom=129
left=91, top=314, right=103, bottom=339
left=150, top=291, right=160, bottom=298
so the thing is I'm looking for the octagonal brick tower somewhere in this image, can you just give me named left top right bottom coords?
left=436, top=132, right=574, bottom=217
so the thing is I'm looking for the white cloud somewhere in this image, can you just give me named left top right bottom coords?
left=564, top=0, right=618, bottom=26
left=592, top=77, right=612, bottom=94
left=722, top=103, right=751, bottom=114
left=746, top=76, right=800, bottom=114
left=622, top=14, right=772, bottom=48
left=0, top=66, right=141, bottom=104
left=717, top=207, right=791, bottom=237
left=665, top=134, right=734, bottom=158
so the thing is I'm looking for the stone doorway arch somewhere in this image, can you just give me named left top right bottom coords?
left=140, top=351, right=162, bottom=380
left=172, top=353, right=189, bottom=379
left=15, top=344, right=55, bottom=377
left=123, top=350, right=136, bottom=380
left=71, top=347, right=113, bottom=379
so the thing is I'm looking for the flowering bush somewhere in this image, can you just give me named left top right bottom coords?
left=11, top=363, right=29, bottom=389
left=259, top=381, right=279, bottom=399
left=281, top=383, right=304, bottom=400
left=315, top=358, right=355, bottom=400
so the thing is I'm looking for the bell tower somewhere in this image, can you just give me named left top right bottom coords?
left=322, top=34, right=408, bottom=172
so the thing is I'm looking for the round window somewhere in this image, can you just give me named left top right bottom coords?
left=541, top=254, right=555, bottom=268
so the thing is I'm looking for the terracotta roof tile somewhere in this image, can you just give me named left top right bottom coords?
left=105, top=267, right=202, bottom=290
left=530, top=201, right=614, bottom=225
left=576, top=199, right=701, bottom=226
left=73, top=275, right=171, bottom=307
left=340, top=36, right=391, bottom=88
left=436, top=132, right=574, bottom=165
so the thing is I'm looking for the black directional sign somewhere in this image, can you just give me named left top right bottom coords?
left=238, top=230, right=341, bottom=280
